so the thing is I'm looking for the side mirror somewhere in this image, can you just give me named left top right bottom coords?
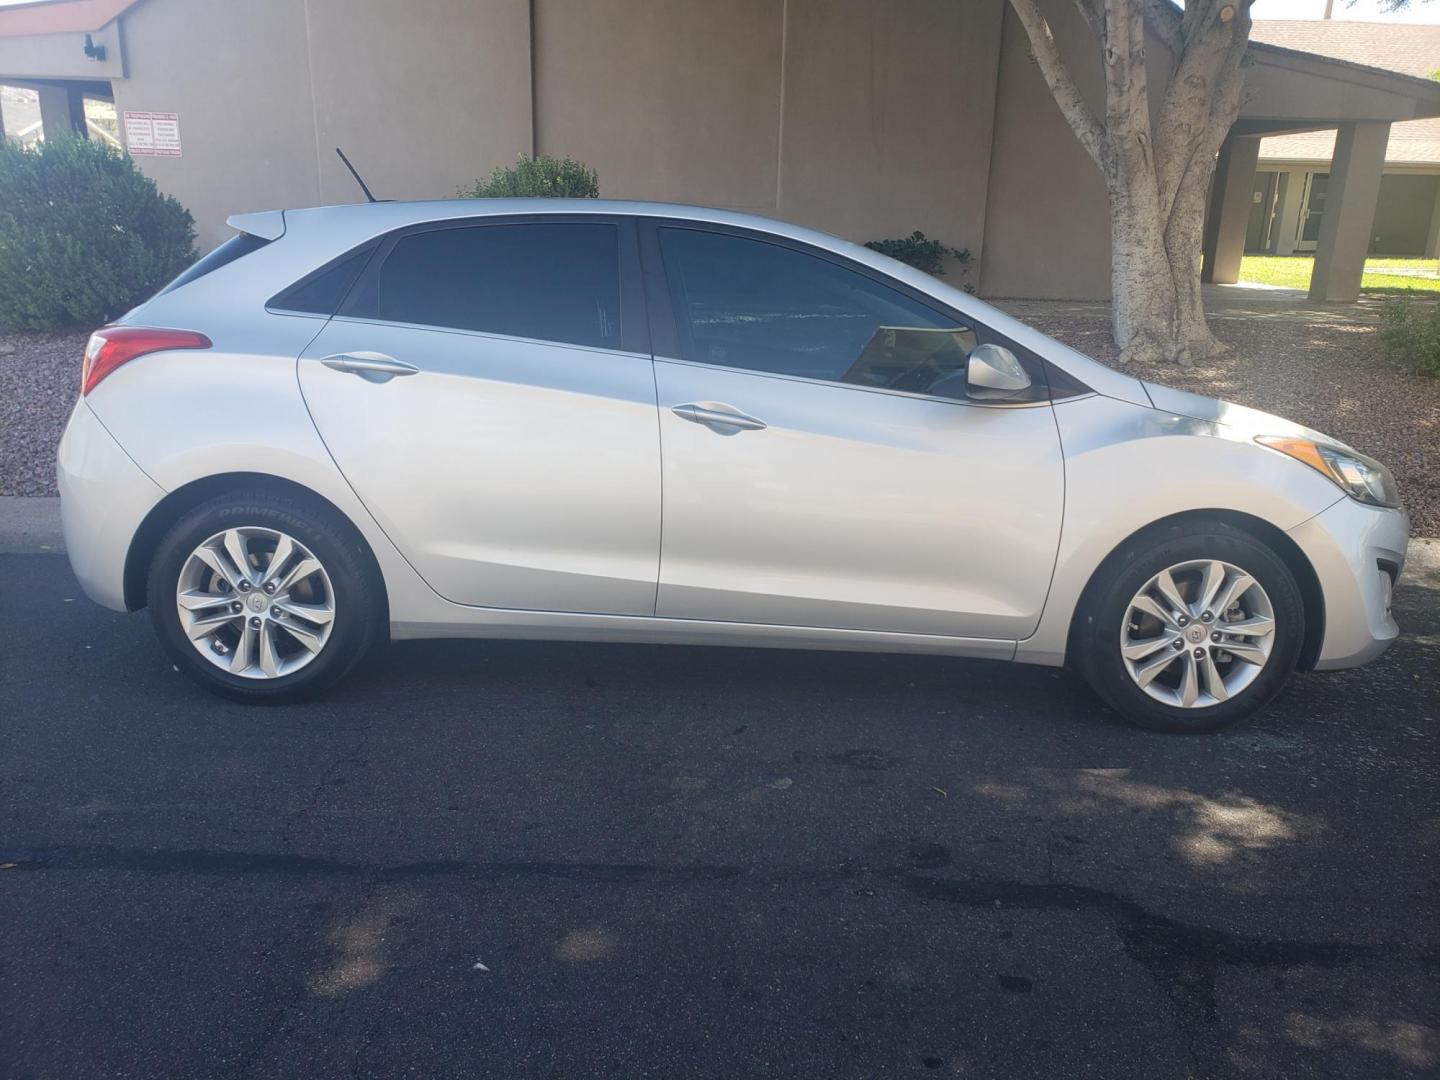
left=966, top=343, right=1032, bottom=396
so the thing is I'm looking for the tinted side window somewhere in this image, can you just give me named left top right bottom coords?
left=658, top=227, right=976, bottom=399
left=270, top=245, right=374, bottom=315
left=367, top=222, right=620, bottom=349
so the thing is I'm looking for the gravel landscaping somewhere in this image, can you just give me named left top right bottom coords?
left=3, top=308, right=1437, bottom=533
left=0, top=328, right=87, bottom=498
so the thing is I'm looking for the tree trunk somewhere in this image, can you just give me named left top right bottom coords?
left=1111, top=186, right=1179, bottom=364
left=1007, top=0, right=1253, bottom=366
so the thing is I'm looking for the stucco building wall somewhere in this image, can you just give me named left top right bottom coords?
left=100, top=0, right=1027, bottom=289
left=110, top=0, right=533, bottom=250
left=533, top=0, right=1005, bottom=281
left=14, top=0, right=1437, bottom=299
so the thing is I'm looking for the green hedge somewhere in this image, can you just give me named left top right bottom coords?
left=865, top=231, right=971, bottom=280
left=461, top=154, right=599, bottom=199
left=0, top=135, right=195, bottom=331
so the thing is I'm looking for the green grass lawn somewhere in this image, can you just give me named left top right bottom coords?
left=1239, top=255, right=1440, bottom=294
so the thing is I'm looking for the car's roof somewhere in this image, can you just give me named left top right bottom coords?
left=231, top=198, right=849, bottom=253
left=285, top=197, right=776, bottom=221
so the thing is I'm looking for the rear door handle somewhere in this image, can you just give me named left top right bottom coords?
left=320, top=352, right=419, bottom=382
left=671, top=403, right=768, bottom=432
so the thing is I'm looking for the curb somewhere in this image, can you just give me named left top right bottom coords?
left=2, top=496, right=1437, bottom=589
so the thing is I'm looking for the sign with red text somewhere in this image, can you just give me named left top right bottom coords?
left=123, top=111, right=181, bottom=157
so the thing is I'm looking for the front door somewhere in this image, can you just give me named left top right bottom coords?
left=297, top=217, right=661, bottom=615
left=645, top=224, right=1064, bottom=640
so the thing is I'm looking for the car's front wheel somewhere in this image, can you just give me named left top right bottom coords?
left=1074, top=522, right=1305, bottom=732
left=146, top=492, right=383, bottom=703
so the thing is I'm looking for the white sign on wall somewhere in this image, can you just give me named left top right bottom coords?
left=123, top=111, right=182, bottom=157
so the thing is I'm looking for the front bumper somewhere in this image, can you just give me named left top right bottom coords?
left=1287, top=496, right=1409, bottom=670
left=56, top=400, right=166, bottom=612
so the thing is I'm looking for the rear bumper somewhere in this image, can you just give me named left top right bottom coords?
left=56, top=400, right=165, bottom=612
left=1287, top=497, right=1409, bottom=670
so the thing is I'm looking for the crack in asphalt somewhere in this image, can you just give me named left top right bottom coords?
left=6, top=842, right=1432, bottom=1076
left=898, top=873, right=1412, bottom=1078
left=0, top=845, right=745, bottom=881
left=6, top=842, right=1430, bottom=970
left=246, top=712, right=374, bottom=1080
left=278, top=720, right=374, bottom=851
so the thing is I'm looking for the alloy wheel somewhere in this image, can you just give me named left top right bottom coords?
left=175, top=527, right=336, bottom=679
left=1119, top=558, right=1276, bottom=709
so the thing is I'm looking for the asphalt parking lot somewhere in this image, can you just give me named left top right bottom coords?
left=2, top=551, right=1437, bottom=1079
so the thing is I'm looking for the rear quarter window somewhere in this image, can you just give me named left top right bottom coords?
left=268, top=244, right=376, bottom=316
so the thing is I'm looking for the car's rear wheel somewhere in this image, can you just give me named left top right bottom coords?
left=146, top=492, right=383, bottom=703
left=1075, top=522, right=1304, bottom=732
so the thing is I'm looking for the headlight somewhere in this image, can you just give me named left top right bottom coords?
left=1256, top=436, right=1400, bottom=508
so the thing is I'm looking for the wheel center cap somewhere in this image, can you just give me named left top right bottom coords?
left=1186, top=625, right=1206, bottom=644
left=248, top=592, right=268, bottom=613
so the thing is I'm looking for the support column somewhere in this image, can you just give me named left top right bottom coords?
left=1201, top=134, right=1261, bottom=284
left=67, top=86, right=87, bottom=135
left=36, top=85, right=76, bottom=140
left=1309, top=121, right=1391, bottom=302
left=1424, top=178, right=1440, bottom=259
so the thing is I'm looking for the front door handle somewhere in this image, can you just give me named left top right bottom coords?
left=671, top=403, right=768, bottom=432
left=320, top=352, right=419, bottom=383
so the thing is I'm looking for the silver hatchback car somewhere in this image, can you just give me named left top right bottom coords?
left=57, top=200, right=1408, bottom=731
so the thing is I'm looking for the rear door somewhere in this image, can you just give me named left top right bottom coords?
left=643, top=221, right=1065, bottom=640
left=295, top=215, right=662, bottom=615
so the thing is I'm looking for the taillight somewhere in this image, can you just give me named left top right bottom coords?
left=82, top=326, right=212, bottom=395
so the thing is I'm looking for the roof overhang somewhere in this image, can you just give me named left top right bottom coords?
left=0, top=0, right=132, bottom=81
left=1242, top=40, right=1440, bottom=124
left=1257, top=157, right=1440, bottom=172
left=0, top=0, right=140, bottom=37
left=1144, top=1, right=1440, bottom=128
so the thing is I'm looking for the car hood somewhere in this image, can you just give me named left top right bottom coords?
left=1141, top=381, right=1347, bottom=449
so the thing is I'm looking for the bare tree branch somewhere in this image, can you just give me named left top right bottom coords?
left=1142, top=0, right=1184, bottom=53
left=1100, top=0, right=1154, bottom=154
left=1184, top=0, right=1239, bottom=46
left=1180, top=0, right=1200, bottom=43
left=1011, top=0, right=1256, bottom=364
left=1071, top=0, right=1106, bottom=39
left=1153, top=1, right=1250, bottom=219
left=1008, top=0, right=1106, bottom=170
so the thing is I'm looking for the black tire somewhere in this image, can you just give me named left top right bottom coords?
left=146, top=490, right=384, bottom=703
left=1074, top=521, right=1304, bottom=733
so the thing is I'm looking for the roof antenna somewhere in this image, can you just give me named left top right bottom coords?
left=335, top=147, right=379, bottom=203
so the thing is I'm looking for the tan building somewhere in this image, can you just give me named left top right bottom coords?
left=1248, top=20, right=1440, bottom=258
left=3, top=0, right=1440, bottom=302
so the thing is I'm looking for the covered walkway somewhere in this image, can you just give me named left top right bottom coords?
left=1201, top=36, right=1440, bottom=302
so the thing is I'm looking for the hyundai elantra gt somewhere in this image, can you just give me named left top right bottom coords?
left=57, top=200, right=1408, bottom=731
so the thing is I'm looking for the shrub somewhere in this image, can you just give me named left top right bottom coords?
left=0, top=135, right=195, bottom=331
left=461, top=154, right=599, bottom=199
left=1378, top=296, right=1440, bottom=378
left=866, top=231, right=972, bottom=287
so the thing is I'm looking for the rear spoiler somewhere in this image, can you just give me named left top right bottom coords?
left=225, top=210, right=286, bottom=241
